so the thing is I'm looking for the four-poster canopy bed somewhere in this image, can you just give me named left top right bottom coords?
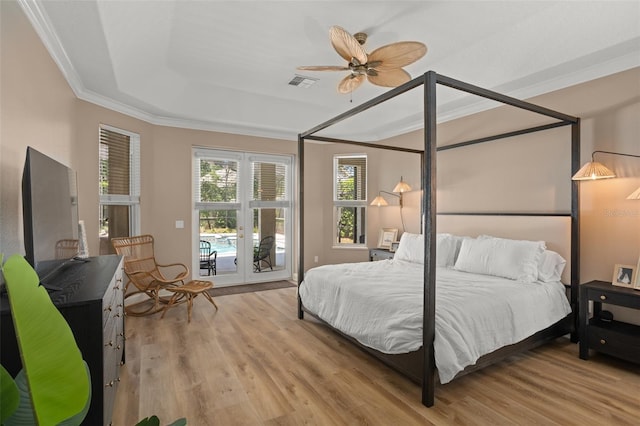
left=297, top=70, right=581, bottom=407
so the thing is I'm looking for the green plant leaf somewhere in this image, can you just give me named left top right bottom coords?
left=134, top=416, right=187, bottom=426
left=2, top=254, right=90, bottom=425
left=0, top=364, right=20, bottom=423
left=136, top=416, right=160, bottom=426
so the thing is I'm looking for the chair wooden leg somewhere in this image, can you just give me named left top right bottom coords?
left=161, top=292, right=181, bottom=319
left=187, top=295, right=194, bottom=323
left=202, top=291, right=218, bottom=310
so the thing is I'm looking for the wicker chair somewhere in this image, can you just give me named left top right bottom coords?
left=55, top=239, right=79, bottom=259
left=112, top=234, right=189, bottom=316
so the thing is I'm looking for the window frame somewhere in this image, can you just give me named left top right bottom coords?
left=98, top=124, right=141, bottom=242
left=333, top=154, right=368, bottom=247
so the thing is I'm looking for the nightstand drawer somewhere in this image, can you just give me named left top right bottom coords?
left=587, top=320, right=640, bottom=363
left=579, top=280, right=640, bottom=364
left=586, top=288, right=640, bottom=309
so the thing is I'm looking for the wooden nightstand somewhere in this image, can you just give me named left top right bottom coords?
left=369, top=248, right=394, bottom=261
left=579, top=280, right=640, bottom=364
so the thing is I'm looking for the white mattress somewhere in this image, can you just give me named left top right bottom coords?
left=298, top=259, right=571, bottom=383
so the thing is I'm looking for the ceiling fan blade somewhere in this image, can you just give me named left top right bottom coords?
left=297, top=65, right=350, bottom=71
left=330, top=26, right=368, bottom=65
left=368, top=41, right=427, bottom=70
left=367, top=68, right=411, bottom=88
left=337, top=74, right=365, bottom=94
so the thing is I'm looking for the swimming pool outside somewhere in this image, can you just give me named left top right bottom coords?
left=200, top=233, right=285, bottom=257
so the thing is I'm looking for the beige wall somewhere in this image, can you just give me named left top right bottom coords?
left=1, top=0, right=77, bottom=258
left=0, top=2, right=298, bottom=280
left=2, top=0, right=638, bottom=314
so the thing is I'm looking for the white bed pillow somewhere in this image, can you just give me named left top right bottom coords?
left=538, top=250, right=566, bottom=282
left=394, top=232, right=424, bottom=264
left=393, top=232, right=466, bottom=266
left=436, top=233, right=467, bottom=268
left=453, top=236, right=545, bottom=282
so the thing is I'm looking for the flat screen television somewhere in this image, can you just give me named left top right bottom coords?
left=22, top=147, right=80, bottom=287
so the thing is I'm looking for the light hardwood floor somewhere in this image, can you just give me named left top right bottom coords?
left=113, top=287, right=640, bottom=425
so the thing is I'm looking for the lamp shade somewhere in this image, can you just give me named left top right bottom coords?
left=571, top=161, right=616, bottom=181
left=370, top=195, right=388, bottom=206
left=392, top=177, right=412, bottom=193
left=627, top=186, right=640, bottom=200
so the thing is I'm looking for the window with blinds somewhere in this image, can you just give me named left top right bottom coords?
left=99, top=125, right=140, bottom=254
left=334, top=155, right=367, bottom=246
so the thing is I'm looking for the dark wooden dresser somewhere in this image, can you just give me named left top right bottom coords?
left=1, top=255, right=124, bottom=425
left=579, top=280, right=640, bottom=364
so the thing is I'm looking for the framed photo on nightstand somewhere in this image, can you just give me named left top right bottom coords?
left=377, top=228, right=398, bottom=249
left=612, top=263, right=636, bottom=288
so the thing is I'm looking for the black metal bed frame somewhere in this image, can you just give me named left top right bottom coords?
left=297, top=70, right=580, bottom=407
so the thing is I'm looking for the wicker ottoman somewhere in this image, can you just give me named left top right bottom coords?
left=161, top=280, right=218, bottom=322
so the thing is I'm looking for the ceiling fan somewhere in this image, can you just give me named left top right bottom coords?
left=298, top=26, right=427, bottom=94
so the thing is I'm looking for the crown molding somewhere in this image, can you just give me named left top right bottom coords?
left=18, top=0, right=640, bottom=143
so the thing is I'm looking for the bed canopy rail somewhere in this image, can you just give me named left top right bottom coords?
left=298, top=70, right=580, bottom=407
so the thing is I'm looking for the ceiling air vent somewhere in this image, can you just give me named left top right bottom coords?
left=288, top=75, right=318, bottom=88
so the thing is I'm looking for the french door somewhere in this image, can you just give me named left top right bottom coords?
left=193, top=148, right=293, bottom=286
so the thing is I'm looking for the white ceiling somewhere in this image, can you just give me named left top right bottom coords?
left=21, top=0, right=640, bottom=141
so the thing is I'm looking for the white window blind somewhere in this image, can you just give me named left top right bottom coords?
left=99, top=127, right=140, bottom=203
left=335, top=156, right=367, bottom=202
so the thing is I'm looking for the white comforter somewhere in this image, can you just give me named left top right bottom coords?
left=298, top=259, right=572, bottom=383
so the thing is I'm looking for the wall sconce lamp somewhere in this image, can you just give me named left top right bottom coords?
left=572, top=150, right=640, bottom=199
left=370, top=177, right=412, bottom=208
left=572, top=150, right=639, bottom=181
left=370, top=177, right=412, bottom=231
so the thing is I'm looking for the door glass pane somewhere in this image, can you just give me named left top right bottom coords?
left=252, top=208, right=285, bottom=272
left=199, top=209, right=238, bottom=276
left=199, top=159, right=238, bottom=202
left=252, top=162, right=287, bottom=201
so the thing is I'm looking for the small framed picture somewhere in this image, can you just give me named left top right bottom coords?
left=377, top=228, right=398, bottom=249
left=612, top=264, right=636, bottom=289
left=389, top=241, right=400, bottom=253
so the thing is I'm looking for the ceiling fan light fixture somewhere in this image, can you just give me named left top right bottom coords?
left=297, top=25, right=427, bottom=94
left=353, top=32, right=368, bottom=45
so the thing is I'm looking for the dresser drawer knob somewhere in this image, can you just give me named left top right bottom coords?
left=105, top=340, right=113, bottom=347
left=600, top=295, right=607, bottom=301
left=600, top=339, right=606, bottom=345
left=105, top=380, right=114, bottom=387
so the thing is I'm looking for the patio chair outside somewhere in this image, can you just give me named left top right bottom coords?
left=253, top=235, right=275, bottom=272
left=199, top=240, right=217, bottom=276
